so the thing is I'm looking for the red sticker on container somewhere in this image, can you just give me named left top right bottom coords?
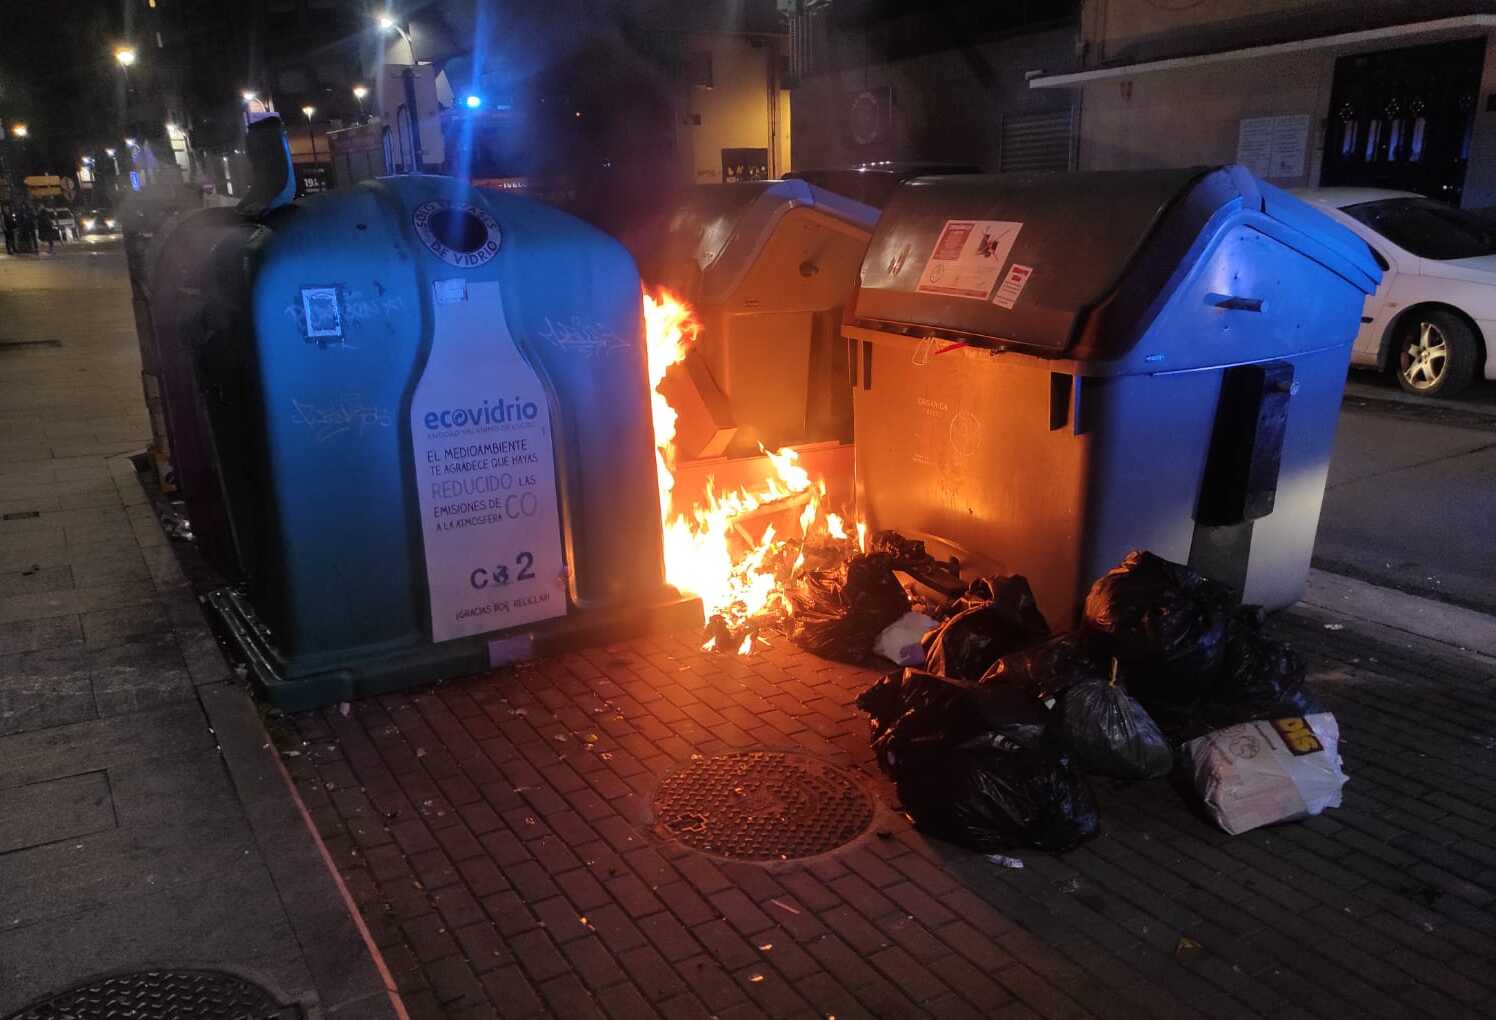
left=992, top=263, right=1033, bottom=309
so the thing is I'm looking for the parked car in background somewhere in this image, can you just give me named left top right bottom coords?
left=1293, top=187, right=1496, bottom=397
left=79, top=209, right=118, bottom=235
left=47, top=208, right=78, bottom=241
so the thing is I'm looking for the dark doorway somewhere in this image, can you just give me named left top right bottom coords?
left=1320, top=38, right=1483, bottom=203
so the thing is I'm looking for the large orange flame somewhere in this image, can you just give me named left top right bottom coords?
left=643, top=288, right=854, bottom=644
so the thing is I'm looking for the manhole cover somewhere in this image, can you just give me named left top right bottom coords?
left=5, top=969, right=300, bottom=1020
left=652, top=751, right=874, bottom=860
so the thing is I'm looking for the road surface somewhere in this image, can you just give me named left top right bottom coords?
left=1316, top=374, right=1496, bottom=616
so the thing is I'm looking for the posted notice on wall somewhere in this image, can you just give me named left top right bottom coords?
left=1236, top=114, right=1310, bottom=179
left=916, top=220, right=1023, bottom=300
left=411, top=280, right=566, bottom=643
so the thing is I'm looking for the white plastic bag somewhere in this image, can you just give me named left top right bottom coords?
left=874, top=612, right=937, bottom=667
left=1185, top=713, right=1347, bottom=835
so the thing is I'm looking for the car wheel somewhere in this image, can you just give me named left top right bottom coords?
left=1396, top=309, right=1478, bottom=398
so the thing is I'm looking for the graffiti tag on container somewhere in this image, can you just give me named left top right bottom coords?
left=290, top=397, right=393, bottom=442
left=538, top=315, right=631, bottom=357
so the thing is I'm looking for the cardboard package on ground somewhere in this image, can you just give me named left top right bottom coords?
left=1186, top=713, right=1347, bottom=835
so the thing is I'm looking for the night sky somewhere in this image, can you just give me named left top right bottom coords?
left=0, top=1, right=127, bottom=172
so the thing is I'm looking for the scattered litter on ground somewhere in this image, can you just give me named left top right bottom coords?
left=868, top=530, right=965, bottom=595
left=846, top=549, right=1344, bottom=852
left=1323, top=623, right=1344, bottom=630
left=874, top=611, right=937, bottom=666
left=981, top=633, right=1103, bottom=703
left=1084, top=550, right=1233, bottom=703
left=158, top=502, right=195, bottom=541
left=922, top=575, right=1049, bottom=681
left=788, top=552, right=909, bottom=662
left=987, top=853, right=1025, bottom=869
left=1186, top=713, right=1347, bottom=835
left=1055, top=666, right=1173, bottom=780
left=1175, top=936, right=1203, bottom=956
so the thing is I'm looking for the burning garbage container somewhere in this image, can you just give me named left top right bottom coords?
left=651, top=179, right=879, bottom=460
left=155, top=163, right=697, bottom=708
left=846, top=166, right=1380, bottom=625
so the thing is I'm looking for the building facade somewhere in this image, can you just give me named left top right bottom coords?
left=1034, top=0, right=1496, bottom=206
left=788, top=1, right=1078, bottom=174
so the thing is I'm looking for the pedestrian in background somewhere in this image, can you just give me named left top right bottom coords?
left=36, top=207, right=56, bottom=255
left=2, top=207, right=15, bottom=254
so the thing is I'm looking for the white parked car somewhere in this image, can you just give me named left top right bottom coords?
left=47, top=208, right=78, bottom=242
left=1292, top=187, right=1496, bottom=397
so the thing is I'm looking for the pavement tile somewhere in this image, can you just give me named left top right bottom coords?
left=264, top=612, right=1496, bottom=1020
left=479, top=965, right=545, bottom=1018
left=563, top=935, right=628, bottom=991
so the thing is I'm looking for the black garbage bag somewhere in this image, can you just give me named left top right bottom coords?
left=789, top=552, right=909, bottom=662
left=869, top=530, right=965, bottom=596
left=1197, top=607, right=1322, bottom=727
left=857, top=668, right=1050, bottom=776
left=923, top=575, right=1050, bottom=681
left=891, top=729, right=1100, bottom=853
left=1055, top=676, right=1174, bottom=779
left=1083, top=551, right=1234, bottom=704
left=981, top=633, right=1107, bottom=703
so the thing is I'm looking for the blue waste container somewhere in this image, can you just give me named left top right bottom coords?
left=162, top=175, right=697, bottom=708
left=846, top=165, right=1381, bottom=624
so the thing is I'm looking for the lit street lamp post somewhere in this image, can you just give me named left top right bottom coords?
left=353, top=85, right=368, bottom=119
left=378, top=14, right=418, bottom=63
left=302, top=106, right=318, bottom=167
left=115, top=47, right=137, bottom=130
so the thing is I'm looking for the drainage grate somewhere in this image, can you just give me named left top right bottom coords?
left=652, top=751, right=874, bottom=861
left=0, top=339, right=62, bottom=352
left=5, top=969, right=301, bottom=1020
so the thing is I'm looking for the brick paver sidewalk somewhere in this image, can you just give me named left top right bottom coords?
left=280, top=607, right=1496, bottom=1020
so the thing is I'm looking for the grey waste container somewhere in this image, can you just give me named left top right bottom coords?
left=846, top=165, right=1381, bottom=625
left=652, top=180, right=878, bottom=457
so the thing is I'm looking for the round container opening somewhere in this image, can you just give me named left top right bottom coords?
left=428, top=208, right=489, bottom=253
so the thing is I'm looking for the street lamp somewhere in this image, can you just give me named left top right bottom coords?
left=241, top=90, right=257, bottom=104
left=11, top=123, right=27, bottom=138
left=124, top=137, right=137, bottom=149
left=302, top=106, right=318, bottom=167
left=105, top=147, right=118, bottom=176
left=115, top=47, right=137, bottom=134
left=377, top=13, right=417, bottom=62
left=352, top=85, right=368, bottom=118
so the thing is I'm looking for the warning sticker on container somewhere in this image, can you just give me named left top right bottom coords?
left=915, top=220, right=1022, bottom=300
left=411, top=281, right=567, bottom=642
left=991, top=263, right=1034, bottom=310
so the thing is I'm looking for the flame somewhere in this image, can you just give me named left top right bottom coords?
left=825, top=513, right=847, bottom=541
left=644, top=288, right=855, bottom=649
left=642, top=291, right=698, bottom=512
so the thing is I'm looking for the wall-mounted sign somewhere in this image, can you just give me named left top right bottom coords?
left=1236, top=114, right=1310, bottom=179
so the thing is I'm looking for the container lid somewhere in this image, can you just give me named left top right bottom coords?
left=852, top=165, right=1381, bottom=358
left=653, top=179, right=880, bottom=300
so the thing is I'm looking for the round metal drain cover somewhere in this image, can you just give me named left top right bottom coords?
left=653, top=751, right=874, bottom=860
left=6, top=968, right=299, bottom=1020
